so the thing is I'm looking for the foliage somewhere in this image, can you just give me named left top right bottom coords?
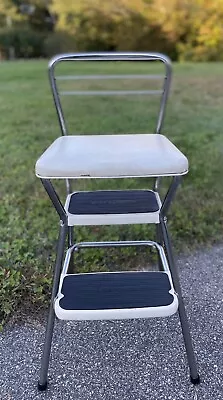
left=50, top=0, right=223, bottom=60
left=1, top=0, right=223, bottom=60
left=0, top=0, right=23, bottom=24
left=43, top=30, right=75, bottom=57
left=0, top=24, right=45, bottom=58
left=0, top=0, right=53, bottom=58
left=154, top=0, right=223, bottom=61
left=0, top=267, right=21, bottom=327
left=50, top=0, right=175, bottom=54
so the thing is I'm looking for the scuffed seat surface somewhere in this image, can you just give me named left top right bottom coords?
left=35, top=134, right=188, bottom=179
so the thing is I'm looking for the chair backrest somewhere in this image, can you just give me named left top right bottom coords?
left=48, top=52, right=172, bottom=136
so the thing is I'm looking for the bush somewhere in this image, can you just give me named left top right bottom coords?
left=0, top=25, right=45, bottom=59
left=43, top=31, right=75, bottom=57
left=0, top=267, right=22, bottom=328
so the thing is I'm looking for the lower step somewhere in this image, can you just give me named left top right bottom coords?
left=64, top=190, right=161, bottom=226
left=54, top=271, right=178, bottom=320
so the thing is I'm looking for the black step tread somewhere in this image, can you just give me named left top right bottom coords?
left=59, top=272, right=174, bottom=311
left=68, top=190, right=159, bottom=215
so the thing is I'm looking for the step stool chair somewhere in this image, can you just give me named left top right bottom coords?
left=35, top=52, right=200, bottom=391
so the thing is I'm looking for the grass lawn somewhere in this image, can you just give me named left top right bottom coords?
left=0, top=60, right=223, bottom=324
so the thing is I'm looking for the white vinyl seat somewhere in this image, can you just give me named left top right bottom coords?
left=35, top=134, right=188, bottom=179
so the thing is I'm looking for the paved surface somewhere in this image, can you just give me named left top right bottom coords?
left=0, top=245, right=223, bottom=400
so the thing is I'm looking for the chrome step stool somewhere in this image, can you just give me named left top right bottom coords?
left=36, top=52, right=200, bottom=390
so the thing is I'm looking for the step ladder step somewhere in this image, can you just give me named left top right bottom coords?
left=64, top=190, right=161, bottom=226
left=54, top=271, right=178, bottom=320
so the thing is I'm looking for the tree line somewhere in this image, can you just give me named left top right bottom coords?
left=0, top=0, right=222, bottom=60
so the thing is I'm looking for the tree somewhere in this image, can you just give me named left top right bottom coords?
left=49, top=0, right=175, bottom=54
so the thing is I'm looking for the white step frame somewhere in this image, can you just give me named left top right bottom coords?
left=64, top=190, right=162, bottom=226
left=54, top=241, right=178, bottom=320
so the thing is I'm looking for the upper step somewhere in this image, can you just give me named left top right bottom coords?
left=64, top=189, right=161, bottom=226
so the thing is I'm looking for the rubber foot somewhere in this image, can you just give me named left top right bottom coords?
left=38, top=381, right=48, bottom=391
left=190, top=375, right=200, bottom=385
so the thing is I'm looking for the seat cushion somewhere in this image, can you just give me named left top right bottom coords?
left=35, top=134, right=188, bottom=179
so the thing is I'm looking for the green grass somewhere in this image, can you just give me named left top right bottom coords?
left=0, top=60, right=223, bottom=324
